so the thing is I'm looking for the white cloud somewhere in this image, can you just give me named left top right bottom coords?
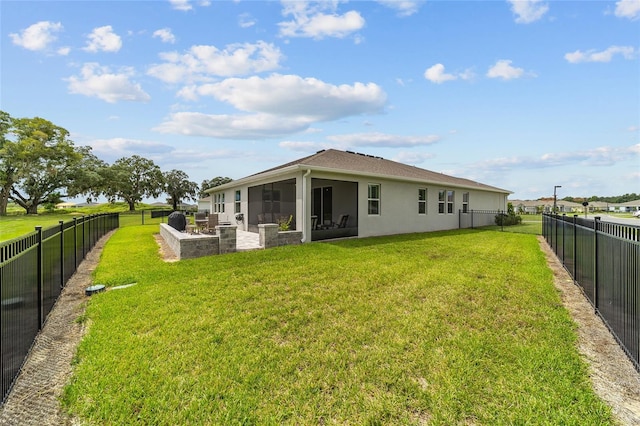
left=424, top=63, right=457, bottom=84
left=327, top=132, right=440, bottom=148
left=153, top=28, right=176, bottom=44
left=156, top=74, right=387, bottom=139
left=147, top=41, right=283, bottom=83
left=84, top=26, right=122, bottom=53
left=67, top=63, right=151, bottom=103
left=9, top=21, right=63, bottom=51
left=507, top=0, right=549, bottom=24
left=193, top=74, right=387, bottom=121
left=629, top=125, right=640, bottom=132
left=564, top=45, right=636, bottom=63
left=615, top=0, right=640, bottom=20
left=486, top=59, right=528, bottom=80
left=423, top=64, right=475, bottom=84
left=57, top=46, right=71, bottom=56
left=278, top=1, right=365, bottom=39
left=279, top=140, right=321, bottom=151
left=471, top=144, right=640, bottom=171
left=392, top=151, right=436, bottom=165
left=154, top=112, right=312, bottom=139
left=376, top=1, right=422, bottom=17
left=239, top=13, right=257, bottom=28
left=167, top=0, right=209, bottom=13
left=89, top=138, right=174, bottom=158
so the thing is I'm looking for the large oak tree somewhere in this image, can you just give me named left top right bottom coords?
left=164, top=169, right=198, bottom=211
left=0, top=112, right=99, bottom=214
left=104, top=155, right=164, bottom=211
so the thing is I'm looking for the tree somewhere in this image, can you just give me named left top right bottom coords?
left=66, top=148, right=109, bottom=203
left=0, top=111, right=15, bottom=215
left=2, top=115, right=95, bottom=214
left=164, top=169, right=198, bottom=211
left=200, top=176, right=232, bottom=197
left=104, top=155, right=164, bottom=211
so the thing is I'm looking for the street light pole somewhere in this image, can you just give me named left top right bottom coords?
left=553, top=185, right=562, bottom=214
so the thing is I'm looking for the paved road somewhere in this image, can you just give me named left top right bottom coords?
left=585, top=214, right=640, bottom=226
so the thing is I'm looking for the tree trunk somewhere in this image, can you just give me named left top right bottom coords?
left=0, top=190, right=7, bottom=216
left=27, top=204, right=38, bottom=215
left=128, top=201, right=136, bottom=211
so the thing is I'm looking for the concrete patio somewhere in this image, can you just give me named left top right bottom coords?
left=236, top=229, right=261, bottom=251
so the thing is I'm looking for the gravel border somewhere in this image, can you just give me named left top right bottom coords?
left=0, top=232, right=114, bottom=426
left=538, top=236, right=640, bottom=425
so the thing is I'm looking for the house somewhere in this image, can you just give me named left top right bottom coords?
left=611, top=199, right=640, bottom=213
left=511, top=199, right=584, bottom=214
left=205, top=149, right=511, bottom=242
left=55, top=202, right=77, bottom=209
left=511, top=200, right=542, bottom=214
left=197, top=196, right=212, bottom=213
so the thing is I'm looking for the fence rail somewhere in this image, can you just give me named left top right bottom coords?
left=0, top=213, right=118, bottom=403
left=459, top=209, right=504, bottom=229
left=543, top=213, right=640, bottom=371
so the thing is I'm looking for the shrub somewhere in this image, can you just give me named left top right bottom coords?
left=495, top=212, right=523, bottom=226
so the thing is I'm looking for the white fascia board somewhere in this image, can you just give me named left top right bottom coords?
left=204, top=165, right=302, bottom=193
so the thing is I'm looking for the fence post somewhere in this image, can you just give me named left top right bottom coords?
left=35, top=226, right=43, bottom=329
left=82, top=216, right=86, bottom=259
left=561, top=213, right=566, bottom=264
left=592, top=216, right=597, bottom=310
left=73, top=217, right=78, bottom=269
left=59, top=220, right=64, bottom=289
left=573, top=215, right=578, bottom=280
left=142, top=209, right=145, bottom=225
left=471, top=210, right=474, bottom=229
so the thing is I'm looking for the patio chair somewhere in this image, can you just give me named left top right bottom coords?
left=334, top=214, right=349, bottom=228
left=311, top=215, right=318, bottom=230
left=205, top=214, right=218, bottom=233
left=194, top=212, right=208, bottom=232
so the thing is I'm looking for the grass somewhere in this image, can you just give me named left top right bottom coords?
left=0, top=203, right=176, bottom=242
left=61, top=225, right=613, bottom=425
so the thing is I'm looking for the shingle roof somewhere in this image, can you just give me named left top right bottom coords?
left=252, top=149, right=510, bottom=193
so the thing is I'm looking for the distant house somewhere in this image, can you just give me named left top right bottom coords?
left=197, top=196, right=211, bottom=213
left=612, top=199, right=640, bottom=213
left=55, top=202, right=76, bottom=209
left=205, top=149, right=511, bottom=242
left=511, top=199, right=583, bottom=214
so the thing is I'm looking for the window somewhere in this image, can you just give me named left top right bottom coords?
left=214, top=193, right=225, bottom=213
left=418, top=188, right=427, bottom=214
left=438, top=190, right=446, bottom=214
left=368, top=184, right=380, bottom=215
left=447, top=190, right=455, bottom=214
left=462, top=192, right=469, bottom=213
left=234, top=190, right=241, bottom=214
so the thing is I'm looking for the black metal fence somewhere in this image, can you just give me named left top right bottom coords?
left=0, top=213, right=118, bottom=403
left=543, top=213, right=640, bottom=371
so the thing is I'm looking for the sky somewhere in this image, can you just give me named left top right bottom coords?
left=2, top=0, right=639, bottom=202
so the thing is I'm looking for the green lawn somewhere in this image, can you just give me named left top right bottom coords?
left=0, top=205, right=173, bottom=242
left=0, top=214, right=77, bottom=241
left=61, top=226, right=613, bottom=425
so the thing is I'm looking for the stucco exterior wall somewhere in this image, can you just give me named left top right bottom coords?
left=210, top=168, right=508, bottom=242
